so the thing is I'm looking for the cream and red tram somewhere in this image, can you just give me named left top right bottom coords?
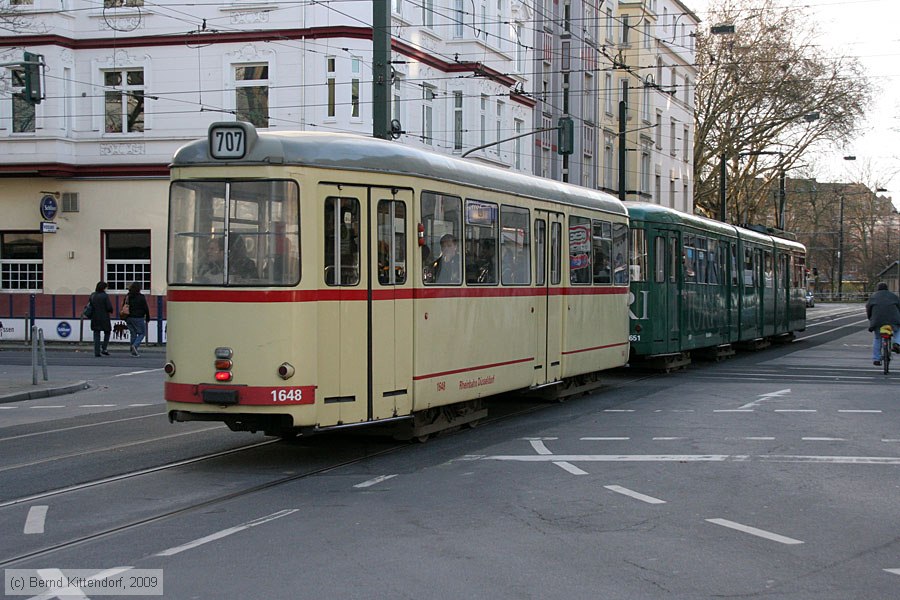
left=164, top=122, right=630, bottom=439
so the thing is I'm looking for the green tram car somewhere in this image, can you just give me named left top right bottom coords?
left=625, top=202, right=807, bottom=369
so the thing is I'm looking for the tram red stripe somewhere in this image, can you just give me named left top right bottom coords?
left=167, top=286, right=628, bottom=302
left=561, top=341, right=629, bottom=355
left=413, top=357, right=534, bottom=380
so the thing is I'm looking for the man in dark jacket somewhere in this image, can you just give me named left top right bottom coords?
left=865, top=282, right=900, bottom=365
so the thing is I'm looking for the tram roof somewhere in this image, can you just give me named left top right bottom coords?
left=172, top=127, right=626, bottom=217
left=625, top=201, right=805, bottom=252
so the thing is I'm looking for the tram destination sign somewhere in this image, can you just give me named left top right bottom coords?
left=209, top=124, right=247, bottom=159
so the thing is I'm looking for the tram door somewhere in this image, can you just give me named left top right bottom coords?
left=533, top=212, right=564, bottom=386
left=661, top=230, right=681, bottom=353
left=317, top=185, right=412, bottom=427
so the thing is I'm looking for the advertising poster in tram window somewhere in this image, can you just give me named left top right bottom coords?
left=569, top=223, right=591, bottom=271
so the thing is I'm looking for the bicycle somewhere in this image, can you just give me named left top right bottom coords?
left=879, top=324, right=894, bottom=375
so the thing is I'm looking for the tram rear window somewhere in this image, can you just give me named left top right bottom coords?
left=168, top=180, right=300, bottom=286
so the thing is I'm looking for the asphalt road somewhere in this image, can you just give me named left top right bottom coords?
left=2, top=304, right=899, bottom=599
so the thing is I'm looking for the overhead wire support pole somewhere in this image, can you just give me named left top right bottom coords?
left=372, top=0, right=392, bottom=140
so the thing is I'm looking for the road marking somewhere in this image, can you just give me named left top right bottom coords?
left=838, top=409, right=882, bottom=413
left=485, top=454, right=900, bottom=465
left=885, top=568, right=900, bottom=576
left=739, top=388, right=791, bottom=410
left=24, top=505, right=48, bottom=534
left=128, top=403, right=153, bottom=406
left=581, top=437, right=631, bottom=441
left=0, top=413, right=165, bottom=443
left=744, top=437, right=776, bottom=441
left=652, top=437, right=685, bottom=441
left=29, top=405, right=65, bottom=409
left=529, top=440, right=553, bottom=455
left=714, top=409, right=755, bottom=413
left=802, top=437, right=846, bottom=441
left=604, top=485, right=666, bottom=504
left=883, top=439, right=900, bottom=443
left=603, top=409, right=635, bottom=413
left=114, top=368, right=163, bottom=377
left=553, top=461, right=588, bottom=475
left=802, top=318, right=868, bottom=339
left=78, top=404, right=116, bottom=408
left=706, top=518, right=803, bottom=545
left=156, top=509, right=297, bottom=557
left=0, top=406, right=15, bottom=410
left=774, top=409, right=817, bottom=413
left=354, top=474, right=397, bottom=488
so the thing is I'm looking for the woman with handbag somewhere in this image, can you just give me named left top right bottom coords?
left=89, top=281, right=113, bottom=357
left=124, top=282, right=151, bottom=357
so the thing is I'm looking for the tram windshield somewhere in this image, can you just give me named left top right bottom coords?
left=168, top=179, right=300, bottom=286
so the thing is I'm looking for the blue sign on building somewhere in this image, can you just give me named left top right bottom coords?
left=57, top=321, right=72, bottom=338
left=40, top=195, right=59, bottom=220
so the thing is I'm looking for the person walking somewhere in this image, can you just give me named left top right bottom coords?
left=866, top=281, right=900, bottom=366
left=124, top=282, right=151, bottom=357
left=89, top=281, right=113, bottom=357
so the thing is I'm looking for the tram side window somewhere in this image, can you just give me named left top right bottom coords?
left=779, top=254, right=788, bottom=289
left=683, top=235, right=696, bottom=283
left=764, top=251, right=773, bottom=288
left=535, top=219, right=546, bottom=286
left=421, top=191, right=462, bottom=285
left=654, top=236, right=665, bottom=283
left=743, top=247, right=754, bottom=286
left=591, top=220, right=612, bottom=284
left=500, top=206, right=530, bottom=284
left=730, top=243, right=738, bottom=286
left=569, top=216, right=592, bottom=284
left=612, top=222, right=628, bottom=284
left=324, top=197, right=360, bottom=286
left=377, top=200, right=406, bottom=285
left=696, top=237, right=707, bottom=284
left=465, top=199, right=498, bottom=285
left=631, top=229, right=646, bottom=282
left=707, top=239, right=719, bottom=284
left=551, top=221, right=562, bottom=285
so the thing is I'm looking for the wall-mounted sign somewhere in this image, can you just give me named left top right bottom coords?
left=40, top=221, right=58, bottom=233
left=40, top=195, right=58, bottom=220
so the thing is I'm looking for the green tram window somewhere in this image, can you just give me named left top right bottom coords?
left=631, top=229, right=647, bottom=282
left=612, top=222, right=628, bottom=284
left=653, top=236, right=665, bottom=283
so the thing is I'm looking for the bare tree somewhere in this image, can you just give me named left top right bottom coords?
left=0, top=0, right=44, bottom=33
left=693, top=0, right=872, bottom=223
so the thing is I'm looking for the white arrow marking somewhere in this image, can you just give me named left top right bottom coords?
left=739, top=388, right=791, bottom=410
left=29, top=567, right=132, bottom=600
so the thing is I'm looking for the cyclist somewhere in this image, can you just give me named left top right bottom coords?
left=865, top=282, right=900, bottom=366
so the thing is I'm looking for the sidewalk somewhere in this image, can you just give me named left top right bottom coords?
left=0, top=342, right=164, bottom=404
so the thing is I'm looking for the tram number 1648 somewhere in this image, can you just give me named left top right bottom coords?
left=271, top=388, right=303, bottom=402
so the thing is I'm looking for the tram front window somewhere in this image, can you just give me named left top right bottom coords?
left=168, top=179, right=300, bottom=286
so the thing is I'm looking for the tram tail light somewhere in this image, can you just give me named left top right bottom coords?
left=214, top=347, right=234, bottom=382
left=417, top=222, right=425, bottom=246
left=634, top=324, right=642, bottom=333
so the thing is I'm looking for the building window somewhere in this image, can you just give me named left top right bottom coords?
left=234, top=64, right=268, bottom=128
left=422, top=85, right=434, bottom=145
left=9, top=67, right=35, bottom=133
left=326, top=57, right=336, bottom=119
left=514, top=119, right=523, bottom=170
left=351, top=57, right=361, bottom=120
left=0, top=233, right=42, bottom=291
left=454, top=91, right=464, bottom=152
left=604, top=133, right=615, bottom=191
left=105, top=231, right=151, bottom=292
left=641, top=143, right=651, bottom=193
left=454, top=0, right=465, bottom=38
left=480, top=94, right=488, bottom=147
left=583, top=124, right=594, bottom=158
left=104, top=69, right=144, bottom=133
left=683, top=125, right=690, bottom=161
left=392, top=75, right=404, bottom=126
left=495, top=100, right=504, bottom=151
left=621, top=14, right=630, bottom=45
left=515, top=24, right=525, bottom=72
left=670, top=118, right=677, bottom=155
left=605, top=73, right=613, bottom=115
left=393, top=0, right=402, bottom=16
left=423, top=0, right=434, bottom=29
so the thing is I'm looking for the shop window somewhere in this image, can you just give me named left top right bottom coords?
left=0, top=232, right=42, bottom=291
left=105, top=231, right=150, bottom=292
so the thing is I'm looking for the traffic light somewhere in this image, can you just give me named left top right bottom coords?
left=23, top=51, right=42, bottom=105
left=557, top=117, right=574, bottom=155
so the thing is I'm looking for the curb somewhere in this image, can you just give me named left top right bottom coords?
left=0, top=381, right=91, bottom=404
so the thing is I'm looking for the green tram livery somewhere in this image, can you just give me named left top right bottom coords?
left=625, top=202, right=806, bottom=369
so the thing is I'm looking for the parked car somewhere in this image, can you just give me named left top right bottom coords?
left=805, top=291, right=815, bottom=308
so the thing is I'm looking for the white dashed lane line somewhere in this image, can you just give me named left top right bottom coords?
left=353, top=474, right=397, bottom=488
left=706, top=518, right=804, bottom=545
left=155, top=510, right=297, bottom=557
left=24, top=505, right=48, bottom=534
left=604, top=485, right=667, bottom=504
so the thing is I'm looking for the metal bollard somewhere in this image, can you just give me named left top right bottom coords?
left=31, top=326, right=48, bottom=384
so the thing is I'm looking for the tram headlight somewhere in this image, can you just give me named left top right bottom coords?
left=277, top=362, right=295, bottom=380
